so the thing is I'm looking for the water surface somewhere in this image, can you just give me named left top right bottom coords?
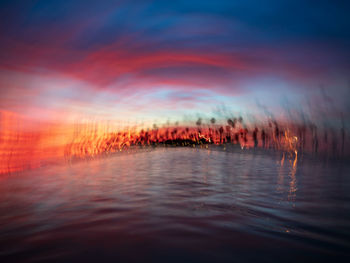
left=1, top=148, right=350, bottom=262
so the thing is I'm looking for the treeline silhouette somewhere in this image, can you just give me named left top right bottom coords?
left=64, top=114, right=348, bottom=160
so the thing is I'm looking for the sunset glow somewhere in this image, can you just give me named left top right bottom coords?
left=1, top=1, right=350, bottom=262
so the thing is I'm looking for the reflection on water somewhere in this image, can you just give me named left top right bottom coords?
left=0, top=148, right=350, bottom=262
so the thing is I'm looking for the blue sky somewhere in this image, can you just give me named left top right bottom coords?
left=0, top=0, right=349, bottom=124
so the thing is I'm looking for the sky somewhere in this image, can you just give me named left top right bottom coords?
left=1, top=0, right=350, bottom=126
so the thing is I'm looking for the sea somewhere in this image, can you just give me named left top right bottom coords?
left=1, top=147, right=350, bottom=262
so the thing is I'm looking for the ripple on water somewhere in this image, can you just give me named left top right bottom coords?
left=0, top=148, right=350, bottom=262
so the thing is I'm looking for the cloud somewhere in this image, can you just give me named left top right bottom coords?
left=1, top=0, right=349, bottom=123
